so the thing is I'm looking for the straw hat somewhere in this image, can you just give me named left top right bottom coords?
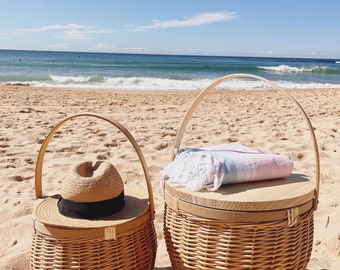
left=33, top=161, right=149, bottom=228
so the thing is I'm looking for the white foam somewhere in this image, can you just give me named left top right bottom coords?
left=7, top=75, right=340, bottom=91
left=49, top=75, right=92, bottom=83
left=258, top=65, right=328, bottom=73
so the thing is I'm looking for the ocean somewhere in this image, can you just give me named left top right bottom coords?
left=1, top=49, right=340, bottom=91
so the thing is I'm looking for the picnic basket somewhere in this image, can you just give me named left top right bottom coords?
left=163, top=74, right=320, bottom=269
left=31, top=113, right=157, bottom=270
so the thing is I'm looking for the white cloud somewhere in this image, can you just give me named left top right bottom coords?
left=21, top=23, right=114, bottom=40
left=22, top=23, right=91, bottom=32
left=53, top=29, right=92, bottom=40
left=130, top=12, right=237, bottom=31
left=93, top=43, right=115, bottom=51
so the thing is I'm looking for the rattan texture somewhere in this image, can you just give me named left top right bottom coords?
left=164, top=204, right=313, bottom=270
left=163, top=74, right=320, bottom=269
left=31, top=113, right=157, bottom=270
left=31, top=219, right=157, bottom=270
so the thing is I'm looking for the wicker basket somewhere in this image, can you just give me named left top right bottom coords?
left=163, top=74, right=320, bottom=270
left=31, top=113, right=157, bottom=270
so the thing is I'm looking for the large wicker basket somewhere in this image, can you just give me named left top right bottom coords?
left=31, top=113, right=157, bottom=270
left=163, top=74, right=320, bottom=269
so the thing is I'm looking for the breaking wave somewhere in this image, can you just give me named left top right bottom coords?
left=258, top=65, right=340, bottom=74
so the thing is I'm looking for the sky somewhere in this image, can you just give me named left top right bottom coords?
left=0, top=0, right=339, bottom=58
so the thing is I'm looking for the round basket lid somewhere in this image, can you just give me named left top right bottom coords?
left=165, top=173, right=315, bottom=211
left=33, top=187, right=149, bottom=229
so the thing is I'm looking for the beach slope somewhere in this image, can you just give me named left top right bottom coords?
left=0, top=85, right=339, bottom=269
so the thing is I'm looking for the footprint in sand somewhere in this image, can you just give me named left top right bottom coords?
left=155, top=142, right=168, bottom=151
left=13, top=201, right=21, bottom=206
left=0, top=144, right=10, bottom=148
left=10, top=176, right=24, bottom=182
left=11, top=240, right=18, bottom=246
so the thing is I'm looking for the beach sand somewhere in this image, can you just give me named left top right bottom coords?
left=0, top=84, right=339, bottom=269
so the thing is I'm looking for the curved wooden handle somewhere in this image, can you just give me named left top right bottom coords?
left=35, top=113, right=155, bottom=219
left=173, top=73, right=320, bottom=210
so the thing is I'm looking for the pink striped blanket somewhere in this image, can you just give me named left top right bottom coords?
left=160, top=143, right=294, bottom=191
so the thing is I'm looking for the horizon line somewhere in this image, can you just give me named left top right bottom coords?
left=0, top=48, right=339, bottom=61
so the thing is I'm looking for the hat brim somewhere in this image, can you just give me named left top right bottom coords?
left=33, top=188, right=149, bottom=229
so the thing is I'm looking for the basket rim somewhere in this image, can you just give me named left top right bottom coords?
left=33, top=205, right=152, bottom=239
left=164, top=189, right=313, bottom=223
left=164, top=173, right=315, bottom=212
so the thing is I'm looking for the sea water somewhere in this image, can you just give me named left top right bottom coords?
left=1, top=49, right=340, bottom=91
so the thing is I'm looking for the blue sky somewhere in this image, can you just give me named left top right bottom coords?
left=1, top=0, right=339, bottom=58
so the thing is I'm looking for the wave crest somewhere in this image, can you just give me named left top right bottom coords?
left=49, top=75, right=105, bottom=83
left=258, top=64, right=333, bottom=73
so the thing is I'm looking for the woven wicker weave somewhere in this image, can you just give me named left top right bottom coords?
left=31, top=113, right=157, bottom=270
left=163, top=74, right=320, bottom=270
left=164, top=205, right=313, bottom=270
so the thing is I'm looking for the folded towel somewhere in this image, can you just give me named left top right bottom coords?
left=160, top=143, right=294, bottom=192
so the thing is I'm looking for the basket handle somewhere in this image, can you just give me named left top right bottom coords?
left=35, top=113, right=155, bottom=220
left=172, top=73, right=320, bottom=211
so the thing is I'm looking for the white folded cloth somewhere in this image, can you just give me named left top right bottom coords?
left=160, top=143, right=294, bottom=192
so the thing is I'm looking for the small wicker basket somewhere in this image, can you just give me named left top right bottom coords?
left=31, top=113, right=157, bottom=270
left=163, top=74, right=320, bottom=270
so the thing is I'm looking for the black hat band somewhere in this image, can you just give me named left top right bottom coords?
left=57, top=191, right=125, bottom=219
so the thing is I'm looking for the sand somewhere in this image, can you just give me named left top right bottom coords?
left=0, top=84, right=339, bottom=269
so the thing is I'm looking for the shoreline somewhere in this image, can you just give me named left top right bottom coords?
left=0, top=85, right=339, bottom=269
left=3, top=82, right=340, bottom=95
left=3, top=81, right=340, bottom=92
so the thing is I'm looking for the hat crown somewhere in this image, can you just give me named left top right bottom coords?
left=61, top=161, right=124, bottom=203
